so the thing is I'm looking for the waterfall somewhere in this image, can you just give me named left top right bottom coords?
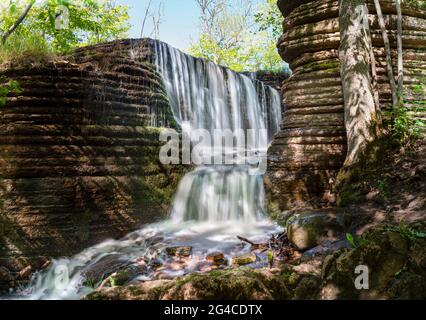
left=154, top=41, right=282, bottom=223
left=154, top=41, right=281, bottom=141
left=14, top=40, right=283, bottom=300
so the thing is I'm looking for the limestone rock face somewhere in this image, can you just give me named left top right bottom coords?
left=267, top=0, right=426, bottom=211
left=0, top=39, right=187, bottom=282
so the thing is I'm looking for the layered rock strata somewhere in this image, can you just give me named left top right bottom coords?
left=267, top=0, right=426, bottom=211
left=0, top=39, right=186, bottom=283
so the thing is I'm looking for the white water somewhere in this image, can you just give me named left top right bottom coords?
left=12, top=40, right=283, bottom=300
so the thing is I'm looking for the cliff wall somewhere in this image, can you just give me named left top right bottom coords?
left=0, top=39, right=186, bottom=286
left=266, top=0, right=426, bottom=212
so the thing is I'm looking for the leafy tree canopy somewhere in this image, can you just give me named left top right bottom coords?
left=0, top=0, right=130, bottom=63
left=188, top=0, right=290, bottom=73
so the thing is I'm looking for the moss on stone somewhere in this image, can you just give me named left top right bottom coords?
left=321, top=226, right=426, bottom=299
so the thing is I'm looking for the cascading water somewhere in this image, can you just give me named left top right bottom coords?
left=10, top=40, right=283, bottom=300
left=155, top=41, right=281, bottom=223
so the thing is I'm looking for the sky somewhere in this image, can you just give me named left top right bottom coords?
left=121, top=0, right=201, bottom=50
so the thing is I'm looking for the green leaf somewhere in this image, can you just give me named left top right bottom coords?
left=346, top=233, right=356, bottom=247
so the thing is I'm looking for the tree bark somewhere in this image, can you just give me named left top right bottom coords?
left=1, top=1, right=34, bottom=45
left=339, top=0, right=380, bottom=167
left=373, top=0, right=398, bottom=109
left=395, top=0, right=404, bottom=101
left=367, top=9, right=382, bottom=124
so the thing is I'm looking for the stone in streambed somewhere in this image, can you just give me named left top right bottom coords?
left=165, top=246, right=192, bottom=258
left=231, top=253, right=257, bottom=266
left=83, top=254, right=130, bottom=287
left=109, top=267, right=140, bottom=287
left=206, top=252, right=227, bottom=266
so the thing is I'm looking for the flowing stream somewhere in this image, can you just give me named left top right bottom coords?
left=13, top=41, right=283, bottom=300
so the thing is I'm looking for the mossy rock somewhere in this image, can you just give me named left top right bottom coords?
left=108, top=268, right=137, bottom=287
left=321, top=226, right=426, bottom=299
left=231, top=253, right=257, bottom=266
left=286, top=211, right=352, bottom=250
left=86, top=268, right=293, bottom=300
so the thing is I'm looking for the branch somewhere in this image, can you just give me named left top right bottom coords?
left=373, top=0, right=398, bottom=110
left=395, top=0, right=404, bottom=100
left=237, top=235, right=255, bottom=246
left=140, top=0, right=153, bottom=38
left=2, top=1, right=34, bottom=45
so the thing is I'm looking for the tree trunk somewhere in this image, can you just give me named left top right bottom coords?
left=395, top=0, right=404, bottom=101
left=373, top=0, right=398, bottom=110
left=1, top=1, right=34, bottom=45
left=338, top=0, right=380, bottom=168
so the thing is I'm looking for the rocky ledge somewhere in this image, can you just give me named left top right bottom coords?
left=85, top=223, right=426, bottom=300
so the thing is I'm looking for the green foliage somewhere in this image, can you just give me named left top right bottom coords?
left=337, top=186, right=359, bottom=207
left=406, top=0, right=426, bottom=10
left=267, top=250, right=274, bottom=268
left=346, top=233, right=355, bottom=247
left=0, top=75, right=21, bottom=106
left=390, top=106, right=425, bottom=145
left=377, top=180, right=389, bottom=197
left=254, top=0, right=283, bottom=39
left=188, top=0, right=288, bottom=72
left=387, top=221, right=426, bottom=242
left=0, top=0, right=130, bottom=64
left=346, top=233, right=368, bottom=248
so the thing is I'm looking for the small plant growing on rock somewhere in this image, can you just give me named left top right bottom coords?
left=0, top=76, right=21, bottom=107
left=346, top=233, right=368, bottom=248
left=387, top=221, right=426, bottom=242
left=267, top=250, right=274, bottom=268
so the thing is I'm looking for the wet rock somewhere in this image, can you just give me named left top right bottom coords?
left=18, top=266, right=32, bottom=279
left=40, top=260, right=51, bottom=270
left=206, top=252, right=227, bottom=266
left=287, top=211, right=351, bottom=250
left=83, top=254, right=130, bottom=286
left=109, top=267, right=139, bottom=287
left=231, top=253, right=257, bottom=266
left=149, top=259, right=164, bottom=270
left=302, top=239, right=351, bottom=261
left=165, top=246, right=192, bottom=258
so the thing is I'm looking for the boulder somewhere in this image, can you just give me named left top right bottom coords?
left=321, top=226, right=426, bottom=300
left=286, top=211, right=351, bottom=250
